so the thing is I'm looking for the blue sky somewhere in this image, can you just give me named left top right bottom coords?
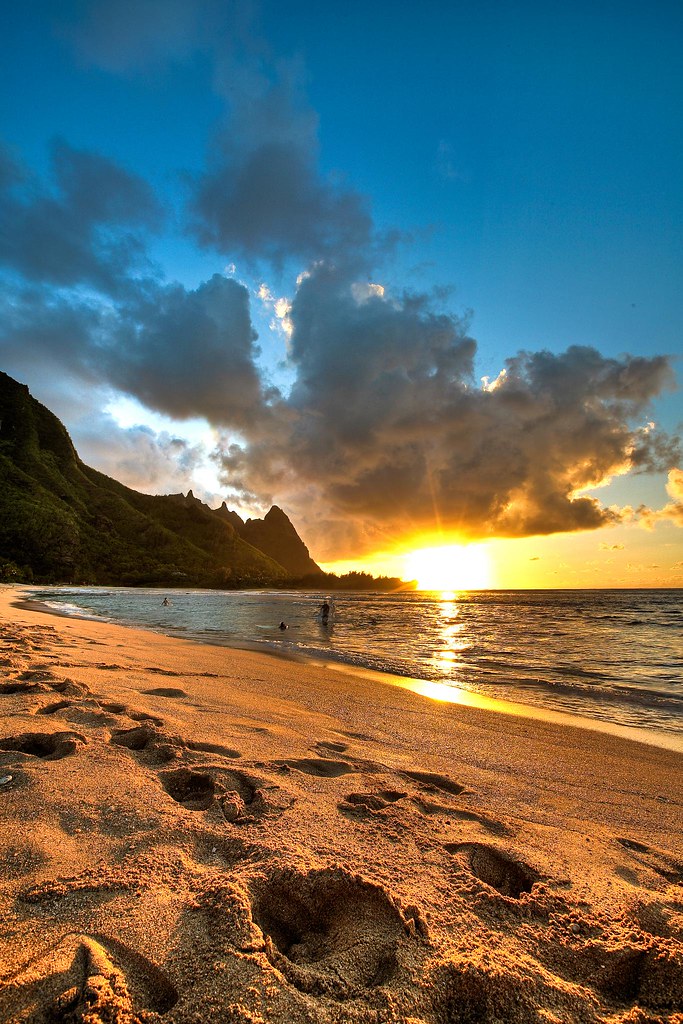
left=1, top=1, right=682, bottom=584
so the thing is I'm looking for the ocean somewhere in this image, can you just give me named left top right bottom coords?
left=26, top=586, right=682, bottom=745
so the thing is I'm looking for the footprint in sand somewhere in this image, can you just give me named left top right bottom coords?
left=159, top=765, right=287, bottom=823
left=99, top=702, right=164, bottom=727
left=0, top=933, right=178, bottom=1022
left=445, top=842, right=540, bottom=899
left=185, top=739, right=242, bottom=758
left=110, top=724, right=241, bottom=763
left=159, top=767, right=216, bottom=809
left=566, top=939, right=683, bottom=1011
left=400, top=769, right=467, bottom=796
left=339, top=790, right=407, bottom=813
left=251, top=865, right=425, bottom=999
left=412, top=796, right=507, bottom=836
left=0, top=680, right=42, bottom=695
left=36, top=699, right=73, bottom=715
left=276, top=757, right=356, bottom=778
left=129, top=709, right=164, bottom=725
left=615, top=837, right=683, bottom=884
left=429, top=961, right=540, bottom=1024
left=269, top=755, right=383, bottom=778
left=141, top=686, right=189, bottom=698
left=0, top=676, right=89, bottom=698
left=110, top=724, right=179, bottom=763
left=34, top=698, right=124, bottom=729
left=314, top=739, right=349, bottom=754
left=0, top=731, right=87, bottom=761
left=17, top=668, right=62, bottom=682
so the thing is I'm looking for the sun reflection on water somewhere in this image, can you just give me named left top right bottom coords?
left=430, top=590, right=471, bottom=677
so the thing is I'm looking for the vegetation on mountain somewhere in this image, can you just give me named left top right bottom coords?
left=0, top=372, right=407, bottom=591
left=0, top=372, right=300, bottom=585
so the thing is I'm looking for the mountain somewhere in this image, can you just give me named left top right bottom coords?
left=0, top=371, right=322, bottom=586
left=236, top=506, right=321, bottom=577
left=168, top=492, right=321, bottom=578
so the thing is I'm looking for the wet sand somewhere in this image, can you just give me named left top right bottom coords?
left=0, top=585, right=681, bottom=1023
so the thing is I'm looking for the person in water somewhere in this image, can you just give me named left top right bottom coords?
left=162, top=597, right=169, bottom=607
left=279, top=621, right=287, bottom=630
left=320, top=601, right=330, bottom=622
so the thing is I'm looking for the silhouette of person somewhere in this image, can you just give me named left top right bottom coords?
left=279, top=621, right=287, bottom=630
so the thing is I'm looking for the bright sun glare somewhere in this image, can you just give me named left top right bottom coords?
left=403, top=544, right=492, bottom=592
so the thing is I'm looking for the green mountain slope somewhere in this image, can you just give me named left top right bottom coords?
left=0, top=372, right=316, bottom=586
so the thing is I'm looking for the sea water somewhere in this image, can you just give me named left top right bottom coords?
left=27, top=587, right=682, bottom=741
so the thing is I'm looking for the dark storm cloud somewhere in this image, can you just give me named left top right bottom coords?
left=0, top=140, right=162, bottom=296
left=61, top=0, right=376, bottom=269
left=0, top=138, right=268, bottom=428
left=188, top=51, right=375, bottom=270
left=215, top=266, right=679, bottom=556
left=191, top=142, right=373, bottom=269
left=0, top=274, right=267, bottom=432
left=104, top=274, right=266, bottom=429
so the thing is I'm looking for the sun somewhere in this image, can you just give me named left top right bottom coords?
left=403, top=543, right=492, bottom=591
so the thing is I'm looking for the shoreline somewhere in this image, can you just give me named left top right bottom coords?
left=17, top=589, right=683, bottom=756
left=1, top=585, right=682, bottom=1023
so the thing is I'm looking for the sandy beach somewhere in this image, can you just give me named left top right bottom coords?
left=0, top=586, right=681, bottom=1024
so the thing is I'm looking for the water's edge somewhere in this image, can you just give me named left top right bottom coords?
left=14, top=590, right=683, bottom=756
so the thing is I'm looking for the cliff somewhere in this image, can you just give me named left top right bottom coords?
left=0, top=371, right=320, bottom=586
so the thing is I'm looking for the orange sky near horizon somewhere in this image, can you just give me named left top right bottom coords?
left=321, top=518, right=683, bottom=590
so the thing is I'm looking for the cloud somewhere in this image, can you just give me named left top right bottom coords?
left=188, top=55, right=374, bottom=270
left=0, top=272, right=268, bottom=432
left=638, top=468, right=683, bottom=528
left=600, top=543, right=625, bottom=550
left=103, top=274, right=266, bottom=428
left=213, top=264, right=679, bottom=557
left=65, top=1, right=376, bottom=271
left=0, top=140, right=162, bottom=297
left=62, top=0, right=210, bottom=72
left=74, top=413, right=208, bottom=496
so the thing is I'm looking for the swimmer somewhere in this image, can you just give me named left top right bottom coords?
left=279, top=621, right=287, bottom=630
left=162, top=597, right=170, bottom=607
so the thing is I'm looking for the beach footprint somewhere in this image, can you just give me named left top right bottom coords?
left=614, top=836, right=683, bottom=884
left=0, top=933, right=178, bottom=1022
left=0, top=730, right=87, bottom=761
left=250, top=865, right=424, bottom=999
left=159, top=764, right=290, bottom=823
left=400, top=769, right=467, bottom=796
left=413, top=796, right=507, bottom=836
left=110, top=724, right=241, bottom=763
left=339, top=790, right=408, bottom=814
left=141, top=686, right=189, bottom=698
left=445, top=842, right=540, bottom=899
left=272, top=757, right=356, bottom=778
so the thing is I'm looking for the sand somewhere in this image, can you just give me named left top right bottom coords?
left=0, top=586, right=681, bottom=1024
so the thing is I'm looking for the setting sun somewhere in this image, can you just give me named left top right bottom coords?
left=403, top=543, right=492, bottom=591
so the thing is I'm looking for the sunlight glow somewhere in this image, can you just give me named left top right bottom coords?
left=403, top=543, right=492, bottom=591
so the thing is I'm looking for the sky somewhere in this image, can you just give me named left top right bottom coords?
left=1, top=0, right=682, bottom=588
